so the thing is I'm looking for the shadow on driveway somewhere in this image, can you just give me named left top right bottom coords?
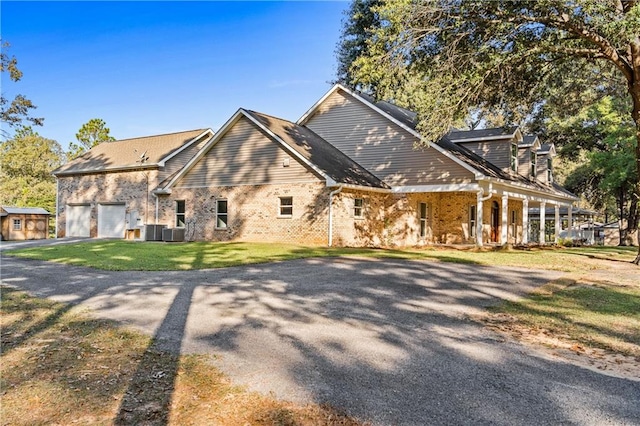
left=2, top=256, right=639, bottom=425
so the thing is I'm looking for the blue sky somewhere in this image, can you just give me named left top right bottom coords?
left=1, top=1, right=348, bottom=149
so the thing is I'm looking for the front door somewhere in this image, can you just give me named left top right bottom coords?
left=491, top=201, right=500, bottom=242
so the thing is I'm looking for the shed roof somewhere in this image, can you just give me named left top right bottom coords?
left=53, top=129, right=210, bottom=176
left=1, top=206, right=50, bottom=215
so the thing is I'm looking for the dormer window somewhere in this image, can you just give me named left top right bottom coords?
left=547, top=158, right=553, bottom=183
left=510, top=143, right=518, bottom=172
left=530, top=151, right=536, bottom=178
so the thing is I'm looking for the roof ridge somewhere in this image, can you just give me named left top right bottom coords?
left=112, top=128, right=208, bottom=143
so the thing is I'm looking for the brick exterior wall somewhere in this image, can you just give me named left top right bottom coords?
left=56, top=169, right=157, bottom=238
left=57, top=170, right=530, bottom=247
left=157, top=182, right=331, bottom=245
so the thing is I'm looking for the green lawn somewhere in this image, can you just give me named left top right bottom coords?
left=3, top=240, right=638, bottom=271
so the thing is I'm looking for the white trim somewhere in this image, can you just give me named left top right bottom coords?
left=241, top=110, right=334, bottom=184
left=479, top=176, right=578, bottom=202
left=55, top=178, right=59, bottom=238
left=157, top=129, right=215, bottom=166
left=167, top=180, right=322, bottom=190
left=161, top=110, right=246, bottom=190
left=450, top=134, right=514, bottom=143
left=162, top=109, right=336, bottom=191
left=337, top=183, right=391, bottom=193
left=54, top=164, right=157, bottom=176
left=297, top=84, right=484, bottom=179
left=392, top=183, right=480, bottom=193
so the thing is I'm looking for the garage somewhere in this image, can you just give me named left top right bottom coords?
left=98, top=204, right=126, bottom=238
left=66, top=204, right=91, bottom=237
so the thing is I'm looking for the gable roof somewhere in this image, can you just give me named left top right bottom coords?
left=537, top=143, right=556, bottom=156
left=244, top=110, right=388, bottom=189
left=299, top=84, right=576, bottom=201
left=519, top=135, right=540, bottom=148
left=53, top=129, right=212, bottom=176
left=1, top=206, right=50, bottom=215
left=448, top=126, right=520, bottom=143
left=162, top=108, right=388, bottom=192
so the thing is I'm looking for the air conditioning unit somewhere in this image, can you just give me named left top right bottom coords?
left=162, top=228, right=185, bottom=242
left=145, top=224, right=167, bottom=241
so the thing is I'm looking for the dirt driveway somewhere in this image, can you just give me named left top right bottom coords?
left=2, top=255, right=639, bottom=425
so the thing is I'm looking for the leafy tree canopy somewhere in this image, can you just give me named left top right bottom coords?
left=343, top=0, right=640, bottom=261
left=1, top=41, right=43, bottom=136
left=68, top=118, right=116, bottom=160
left=0, top=128, right=65, bottom=213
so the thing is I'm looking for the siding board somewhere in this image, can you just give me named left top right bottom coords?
left=160, top=135, right=209, bottom=182
left=305, top=89, right=474, bottom=186
left=175, top=117, right=320, bottom=188
left=458, top=140, right=511, bottom=171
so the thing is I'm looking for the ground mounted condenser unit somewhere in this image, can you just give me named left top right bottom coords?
left=162, top=228, right=185, bottom=242
left=144, top=224, right=167, bottom=241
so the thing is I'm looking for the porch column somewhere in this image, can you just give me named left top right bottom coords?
left=501, top=194, right=509, bottom=245
left=522, top=199, right=529, bottom=244
left=539, top=201, right=546, bottom=245
left=555, top=204, right=560, bottom=243
left=476, top=194, right=484, bottom=247
left=567, top=206, right=573, bottom=240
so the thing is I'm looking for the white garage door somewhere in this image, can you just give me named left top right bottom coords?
left=98, top=204, right=126, bottom=238
left=66, top=204, right=91, bottom=237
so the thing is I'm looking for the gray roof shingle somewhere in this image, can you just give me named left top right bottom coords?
left=54, top=129, right=209, bottom=176
left=244, top=110, right=388, bottom=189
left=350, top=90, right=574, bottom=198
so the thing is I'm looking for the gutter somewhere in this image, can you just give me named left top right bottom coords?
left=328, top=185, right=343, bottom=247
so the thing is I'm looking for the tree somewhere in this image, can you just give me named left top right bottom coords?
left=68, top=118, right=116, bottom=159
left=558, top=97, right=638, bottom=244
left=347, top=0, right=640, bottom=263
left=1, top=41, right=44, bottom=136
left=335, top=0, right=383, bottom=86
left=0, top=128, right=65, bottom=214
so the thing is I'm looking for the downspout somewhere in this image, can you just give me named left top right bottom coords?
left=152, top=192, right=159, bottom=223
left=328, top=185, right=343, bottom=247
left=476, top=183, right=495, bottom=246
left=55, top=177, right=59, bottom=239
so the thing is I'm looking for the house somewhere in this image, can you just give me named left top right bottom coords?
left=1, top=206, right=51, bottom=241
left=53, top=129, right=214, bottom=238
left=53, top=84, right=578, bottom=247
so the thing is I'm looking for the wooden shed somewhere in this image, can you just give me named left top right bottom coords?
left=0, top=206, right=51, bottom=241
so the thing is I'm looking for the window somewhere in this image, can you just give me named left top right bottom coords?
left=13, top=219, right=22, bottom=230
left=419, top=202, right=428, bottom=238
left=530, top=151, right=537, bottom=178
left=279, top=197, right=293, bottom=217
left=510, top=143, right=518, bottom=172
left=547, top=158, right=553, bottom=183
left=469, top=205, right=477, bottom=238
left=216, top=199, right=228, bottom=229
left=354, top=198, right=364, bottom=218
left=176, top=200, right=186, bottom=227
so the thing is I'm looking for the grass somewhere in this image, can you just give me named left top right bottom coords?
left=486, top=276, right=640, bottom=358
left=0, top=287, right=364, bottom=426
left=2, top=243, right=638, bottom=422
left=4, top=240, right=639, bottom=272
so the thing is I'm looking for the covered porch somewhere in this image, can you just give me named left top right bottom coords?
left=472, top=181, right=578, bottom=247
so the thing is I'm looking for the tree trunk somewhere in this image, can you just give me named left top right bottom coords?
left=618, top=188, right=628, bottom=246
left=630, top=48, right=640, bottom=264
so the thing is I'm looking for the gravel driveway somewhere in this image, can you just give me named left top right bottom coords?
left=2, top=254, right=639, bottom=425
